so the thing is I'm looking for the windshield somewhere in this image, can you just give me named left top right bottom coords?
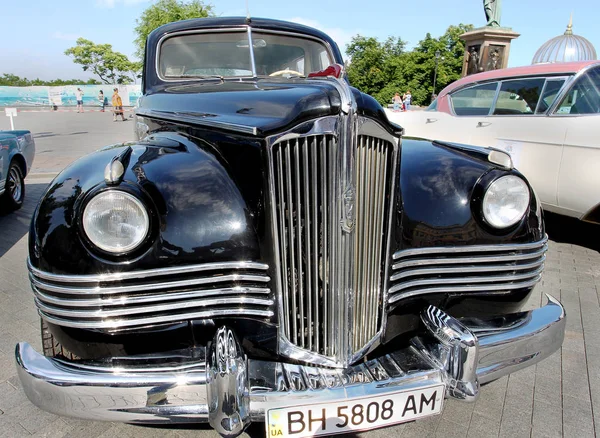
left=158, top=29, right=334, bottom=79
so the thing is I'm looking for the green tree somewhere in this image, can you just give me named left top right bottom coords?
left=346, top=24, right=474, bottom=107
left=346, top=36, right=407, bottom=97
left=65, top=38, right=136, bottom=84
left=0, top=73, right=101, bottom=86
left=134, top=0, right=215, bottom=58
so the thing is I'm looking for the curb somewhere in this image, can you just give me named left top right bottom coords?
left=28, top=172, right=58, bottom=180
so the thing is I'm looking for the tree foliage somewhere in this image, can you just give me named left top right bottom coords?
left=65, top=38, right=138, bottom=84
left=134, top=0, right=215, bottom=58
left=346, top=24, right=474, bottom=107
left=0, top=73, right=101, bottom=86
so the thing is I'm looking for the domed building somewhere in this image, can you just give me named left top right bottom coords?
left=532, top=16, right=597, bottom=64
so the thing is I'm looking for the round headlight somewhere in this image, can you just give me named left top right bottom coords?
left=82, top=191, right=149, bottom=254
left=483, top=175, right=530, bottom=228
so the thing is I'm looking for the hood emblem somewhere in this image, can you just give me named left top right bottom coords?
left=342, top=184, right=356, bottom=233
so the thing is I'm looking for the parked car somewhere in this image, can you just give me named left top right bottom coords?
left=388, top=61, right=600, bottom=223
left=0, top=130, right=35, bottom=211
left=16, top=18, right=565, bottom=438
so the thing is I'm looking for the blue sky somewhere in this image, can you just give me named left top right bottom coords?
left=1, top=0, right=598, bottom=80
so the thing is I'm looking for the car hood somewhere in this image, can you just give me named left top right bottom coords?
left=137, top=79, right=343, bottom=136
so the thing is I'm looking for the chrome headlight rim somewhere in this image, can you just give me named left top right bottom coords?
left=81, top=188, right=151, bottom=256
left=482, top=174, right=531, bottom=229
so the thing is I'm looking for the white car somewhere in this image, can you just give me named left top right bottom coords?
left=388, top=61, right=600, bottom=223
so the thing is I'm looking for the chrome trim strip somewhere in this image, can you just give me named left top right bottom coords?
left=35, top=296, right=274, bottom=318
left=390, top=256, right=546, bottom=281
left=393, top=236, right=548, bottom=259
left=39, top=308, right=275, bottom=329
left=135, top=109, right=258, bottom=135
left=390, top=266, right=544, bottom=293
left=30, top=273, right=269, bottom=295
left=33, top=286, right=270, bottom=308
left=388, top=276, right=542, bottom=303
left=392, top=244, right=547, bottom=270
left=28, top=259, right=268, bottom=283
left=247, top=26, right=257, bottom=77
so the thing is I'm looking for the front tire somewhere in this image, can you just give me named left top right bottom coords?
left=2, top=162, right=25, bottom=211
left=41, top=318, right=77, bottom=360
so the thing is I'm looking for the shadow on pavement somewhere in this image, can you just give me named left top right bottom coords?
left=544, top=211, right=600, bottom=253
left=0, top=182, right=49, bottom=258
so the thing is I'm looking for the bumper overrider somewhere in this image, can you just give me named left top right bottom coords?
left=16, top=296, right=564, bottom=437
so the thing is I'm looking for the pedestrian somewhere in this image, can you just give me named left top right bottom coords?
left=112, top=88, right=127, bottom=122
left=98, top=90, right=105, bottom=112
left=75, top=88, right=84, bottom=113
left=403, top=90, right=412, bottom=111
left=392, top=92, right=403, bottom=112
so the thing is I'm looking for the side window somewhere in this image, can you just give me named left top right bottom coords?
left=555, top=68, right=600, bottom=115
left=450, top=82, right=498, bottom=116
left=425, top=98, right=438, bottom=112
left=535, top=78, right=567, bottom=114
left=493, top=78, right=545, bottom=115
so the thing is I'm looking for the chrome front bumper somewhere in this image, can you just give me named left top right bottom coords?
left=16, top=296, right=565, bottom=437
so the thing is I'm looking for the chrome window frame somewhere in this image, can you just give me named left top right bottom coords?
left=155, top=26, right=336, bottom=83
left=489, top=76, right=561, bottom=117
left=449, top=74, right=581, bottom=118
left=534, top=77, right=569, bottom=114
left=549, top=63, right=600, bottom=117
left=448, top=81, right=501, bottom=117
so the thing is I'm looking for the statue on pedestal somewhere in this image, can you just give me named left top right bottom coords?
left=467, top=48, right=480, bottom=75
left=483, top=0, right=502, bottom=27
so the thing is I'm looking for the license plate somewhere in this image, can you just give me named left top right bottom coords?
left=266, top=384, right=444, bottom=437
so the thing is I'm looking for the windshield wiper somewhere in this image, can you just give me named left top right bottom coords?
left=166, top=75, right=225, bottom=82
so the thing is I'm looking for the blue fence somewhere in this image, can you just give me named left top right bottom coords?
left=0, top=85, right=142, bottom=107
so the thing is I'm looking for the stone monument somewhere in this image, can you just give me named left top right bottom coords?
left=460, top=0, right=520, bottom=76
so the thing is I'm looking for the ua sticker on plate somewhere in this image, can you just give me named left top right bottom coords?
left=266, top=384, right=444, bottom=437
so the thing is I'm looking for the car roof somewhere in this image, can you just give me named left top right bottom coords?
left=440, top=61, right=600, bottom=96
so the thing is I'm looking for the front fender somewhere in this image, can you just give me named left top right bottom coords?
left=29, top=133, right=261, bottom=275
left=395, top=138, right=544, bottom=251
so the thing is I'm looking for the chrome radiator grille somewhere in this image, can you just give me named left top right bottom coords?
left=271, top=130, right=395, bottom=361
left=388, top=237, right=548, bottom=304
left=352, top=135, right=392, bottom=351
left=29, top=261, right=273, bottom=330
left=272, top=134, right=337, bottom=355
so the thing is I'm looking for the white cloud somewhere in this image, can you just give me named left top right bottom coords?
left=52, top=31, right=80, bottom=41
left=95, top=0, right=151, bottom=8
left=286, top=17, right=357, bottom=58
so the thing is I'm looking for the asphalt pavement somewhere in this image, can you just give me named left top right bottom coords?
left=0, top=112, right=599, bottom=437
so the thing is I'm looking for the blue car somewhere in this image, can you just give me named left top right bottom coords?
left=0, top=130, right=35, bottom=211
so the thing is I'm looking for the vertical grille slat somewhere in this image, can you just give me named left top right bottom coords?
left=271, top=127, right=395, bottom=363
left=311, top=138, right=319, bottom=352
left=320, top=137, right=329, bottom=356
left=276, top=149, right=290, bottom=339
left=293, top=140, right=305, bottom=348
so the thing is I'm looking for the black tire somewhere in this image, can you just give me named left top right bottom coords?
left=2, top=161, right=25, bottom=211
left=41, top=318, right=78, bottom=360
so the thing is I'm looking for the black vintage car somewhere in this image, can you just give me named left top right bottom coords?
left=16, top=17, right=565, bottom=438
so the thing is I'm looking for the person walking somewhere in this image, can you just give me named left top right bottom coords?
left=403, top=90, right=412, bottom=111
left=392, top=92, right=403, bottom=112
left=75, top=88, right=84, bottom=113
left=98, top=90, right=106, bottom=112
left=112, top=88, right=127, bottom=122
